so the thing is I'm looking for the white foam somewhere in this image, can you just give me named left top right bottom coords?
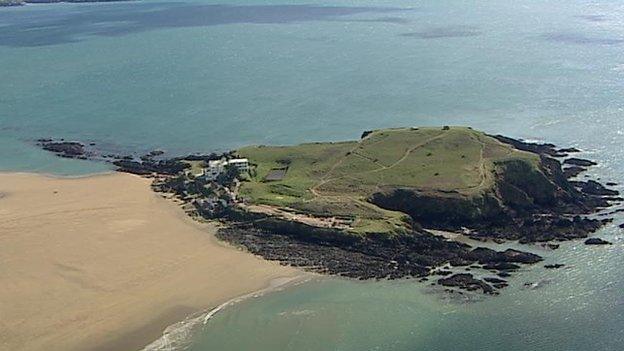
left=140, top=276, right=309, bottom=351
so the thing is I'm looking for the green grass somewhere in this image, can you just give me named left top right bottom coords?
left=182, top=160, right=206, bottom=176
left=237, top=127, right=539, bottom=236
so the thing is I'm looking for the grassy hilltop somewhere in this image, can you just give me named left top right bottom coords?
left=238, top=127, right=541, bottom=236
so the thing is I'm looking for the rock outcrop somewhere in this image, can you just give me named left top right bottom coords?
left=584, top=238, right=612, bottom=245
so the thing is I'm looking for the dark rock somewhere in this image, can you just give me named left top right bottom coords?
left=604, top=208, right=624, bottom=216
left=38, top=140, right=86, bottom=158
left=500, top=249, right=542, bottom=263
left=470, top=247, right=541, bottom=265
left=361, top=130, right=373, bottom=139
left=434, top=270, right=453, bottom=276
left=544, top=263, right=565, bottom=269
left=564, top=158, right=598, bottom=167
left=563, top=166, right=586, bottom=179
left=483, top=262, right=520, bottom=271
left=448, top=256, right=473, bottom=266
left=213, top=220, right=541, bottom=291
left=584, top=238, right=612, bottom=245
left=113, top=158, right=189, bottom=176
left=607, top=182, right=618, bottom=187
left=570, top=180, right=619, bottom=196
left=558, top=147, right=581, bottom=153
left=490, top=135, right=563, bottom=157
left=538, top=243, right=560, bottom=250
left=438, top=273, right=495, bottom=294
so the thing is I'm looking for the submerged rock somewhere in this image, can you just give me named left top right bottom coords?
left=438, top=273, right=496, bottom=294
left=584, top=238, right=612, bottom=245
left=38, top=140, right=85, bottom=158
left=544, top=263, right=565, bottom=269
left=558, top=147, right=581, bottom=154
left=564, top=158, right=598, bottom=167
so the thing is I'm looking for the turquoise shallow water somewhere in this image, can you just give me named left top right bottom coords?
left=2, top=0, right=624, bottom=350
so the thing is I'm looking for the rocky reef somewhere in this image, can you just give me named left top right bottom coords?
left=216, top=221, right=540, bottom=294
left=584, top=238, right=612, bottom=245
left=37, top=139, right=88, bottom=159
left=36, top=138, right=235, bottom=176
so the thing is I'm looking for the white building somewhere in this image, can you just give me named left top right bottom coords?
left=202, top=158, right=249, bottom=181
left=204, top=159, right=226, bottom=180
left=227, top=158, right=249, bottom=172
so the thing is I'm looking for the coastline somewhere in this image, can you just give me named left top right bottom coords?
left=141, top=275, right=312, bottom=351
left=0, top=172, right=302, bottom=351
left=29, top=127, right=620, bottom=296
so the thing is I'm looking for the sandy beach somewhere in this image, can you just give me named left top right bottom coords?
left=0, top=172, right=300, bottom=351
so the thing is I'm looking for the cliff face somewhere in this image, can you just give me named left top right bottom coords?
left=369, top=154, right=614, bottom=242
left=369, top=189, right=507, bottom=229
left=496, top=158, right=558, bottom=208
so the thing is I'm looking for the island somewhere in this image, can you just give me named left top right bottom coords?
left=37, top=127, right=620, bottom=294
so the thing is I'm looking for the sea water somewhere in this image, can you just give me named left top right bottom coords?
left=1, top=0, right=624, bottom=350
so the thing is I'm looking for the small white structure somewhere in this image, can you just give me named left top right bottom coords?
left=204, top=159, right=227, bottom=180
left=227, top=158, right=250, bottom=172
left=202, top=158, right=249, bottom=181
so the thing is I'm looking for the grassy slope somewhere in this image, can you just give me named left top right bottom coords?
left=238, top=127, right=539, bottom=236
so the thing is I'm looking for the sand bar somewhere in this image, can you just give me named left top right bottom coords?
left=0, top=172, right=300, bottom=351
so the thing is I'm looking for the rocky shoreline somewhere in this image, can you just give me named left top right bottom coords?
left=216, top=223, right=542, bottom=294
left=34, top=133, right=622, bottom=295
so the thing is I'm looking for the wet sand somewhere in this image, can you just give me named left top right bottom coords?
left=0, top=172, right=300, bottom=351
